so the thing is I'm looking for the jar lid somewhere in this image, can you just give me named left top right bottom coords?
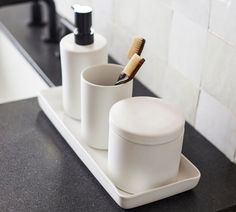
left=109, top=97, right=185, bottom=145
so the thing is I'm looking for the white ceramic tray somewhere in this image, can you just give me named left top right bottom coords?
left=38, top=87, right=201, bottom=209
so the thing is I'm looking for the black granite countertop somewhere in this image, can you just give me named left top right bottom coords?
left=0, top=3, right=236, bottom=212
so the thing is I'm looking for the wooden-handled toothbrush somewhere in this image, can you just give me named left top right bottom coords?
left=115, top=53, right=145, bottom=85
left=127, top=37, right=146, bottom=59
left=115, top=36, right=146, bottom=85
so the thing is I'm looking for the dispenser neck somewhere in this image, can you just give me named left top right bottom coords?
left=72, top=4, right=94, bottom=45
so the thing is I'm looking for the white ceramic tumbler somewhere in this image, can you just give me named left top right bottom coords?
left=81, top=64, right=133, bottom=150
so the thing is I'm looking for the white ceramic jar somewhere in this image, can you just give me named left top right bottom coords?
left=108, top=97, right=185, bottom=194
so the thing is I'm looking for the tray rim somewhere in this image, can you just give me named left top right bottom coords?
left=38, top=86, right=201, bottom=208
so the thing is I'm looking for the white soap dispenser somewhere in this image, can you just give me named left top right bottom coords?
left=60, top=4, right=108, bottom=120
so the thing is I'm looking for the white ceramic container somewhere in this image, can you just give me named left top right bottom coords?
left=108, top=97, right=185, bottom=194
left=60, top=5, right=108, bottom=120
left=81, top=64, right=133, bottom=150
left=60, top=33, right=107, bottom=120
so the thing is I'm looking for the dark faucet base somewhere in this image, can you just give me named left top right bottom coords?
left=27, top=1, right=46, bottom=26
left=42, top=35, right=60, bottom=43
left=28, top=21, right=46, bottom=27
left=42, top=25, right=61, bottom=43
left=0, top=0, right=59, bottom=43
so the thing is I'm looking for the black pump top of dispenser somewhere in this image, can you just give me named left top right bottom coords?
left=72, top=4, right=94, bottom=45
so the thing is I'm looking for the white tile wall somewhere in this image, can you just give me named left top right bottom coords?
left=210, top=0, right=236, bottom=46
left=173, top=0, right=210, bottom=28
left=92, top=0, right=114, bottom=51
left=157, top=0, right=173, bottom=8
left=136, top=0, right=173, bottom=62
left=201, top=32, right=236, bottom=116
left=113, top=0, right=139, bottom=31
left=109, top=24, right=132, bottom=64
left=136, top=56, right=167, bottom=97
left=229, top=118, right=236, bottom=162
left=92, top=0, right=113, bottom=19
left=162, top=66, right=200, bottom=124
left=195, top=91, right=236, bottom=162
left=93, top=17, right=113, bottom=51
left=55, top=0, right=236, bottom=162
left=169, top=12, right=207, bottom=87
